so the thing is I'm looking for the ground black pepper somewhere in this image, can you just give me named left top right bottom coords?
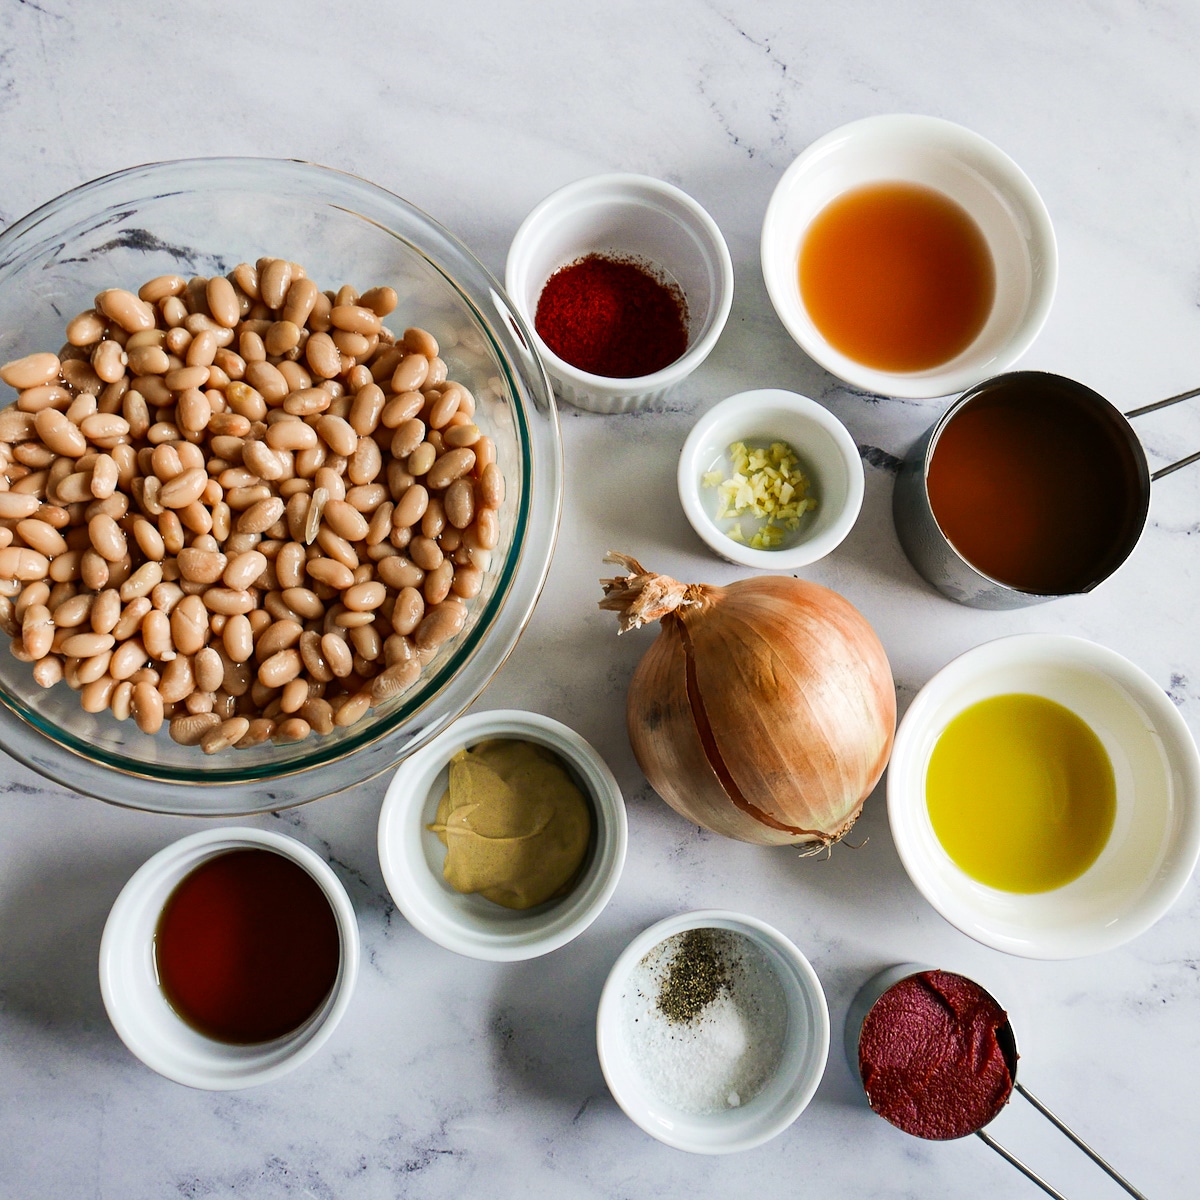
left=655, top=928, right=730, bottom=1024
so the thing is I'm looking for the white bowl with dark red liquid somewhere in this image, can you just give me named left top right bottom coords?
left=99, top=827, right=360, bottom=1089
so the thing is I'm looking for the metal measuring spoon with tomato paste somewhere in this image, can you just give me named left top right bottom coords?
left=845, top=965, right=1149, bottom=1200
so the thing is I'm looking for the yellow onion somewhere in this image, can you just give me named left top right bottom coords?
left=600, top=552, right=896, bottom=847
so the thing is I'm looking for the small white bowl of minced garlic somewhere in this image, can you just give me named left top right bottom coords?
left=678, top=389, right=864, bottom=569
left=377, top=709, right=628, bottom=961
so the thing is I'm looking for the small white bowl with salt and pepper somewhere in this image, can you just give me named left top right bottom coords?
left=678, top=388, right=865, bottom=569
left=596, top=910, right=830, bottom=1154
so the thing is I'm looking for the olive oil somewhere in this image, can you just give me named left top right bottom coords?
left=798, top=181, right=995, bottom=372
left=925, top=694, right=1116, bottom=892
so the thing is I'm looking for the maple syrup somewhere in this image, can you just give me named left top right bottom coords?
left=799, top=181, right=995, bottom=372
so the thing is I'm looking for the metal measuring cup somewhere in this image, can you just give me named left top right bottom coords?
left=845, top=965, right=1150, bottom=1200
left=893, top=371, right=1200, bottom=608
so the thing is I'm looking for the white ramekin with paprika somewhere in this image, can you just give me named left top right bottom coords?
left=506, top=173, right=734, bottom=414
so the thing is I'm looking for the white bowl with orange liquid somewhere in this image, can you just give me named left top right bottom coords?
left=761, top=114, right=1057, bottom=399
left=887, top=634, right=1200, bottom=958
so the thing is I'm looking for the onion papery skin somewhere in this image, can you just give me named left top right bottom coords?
left=626, top=575, right=896, bottom=846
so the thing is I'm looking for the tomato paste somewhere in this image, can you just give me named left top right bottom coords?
left=857, top=969, right=1013, bottom=1140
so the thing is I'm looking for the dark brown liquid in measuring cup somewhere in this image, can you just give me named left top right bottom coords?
left=926, top=376, right=1145, bottom=594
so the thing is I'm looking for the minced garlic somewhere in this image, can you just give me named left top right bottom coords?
left=703, top=440, right=817, bottom=549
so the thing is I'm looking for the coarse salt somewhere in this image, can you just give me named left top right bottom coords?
left=619, top=928, right=789, bottom=1115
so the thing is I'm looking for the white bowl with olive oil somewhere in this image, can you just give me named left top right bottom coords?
left=888, top=634, right=1200, bottom=959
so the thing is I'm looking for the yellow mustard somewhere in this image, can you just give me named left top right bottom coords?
left=428, top=739, right=592, bottom=909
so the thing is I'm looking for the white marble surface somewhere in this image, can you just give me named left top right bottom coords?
left=2, top=2, right=1199, bottom=1197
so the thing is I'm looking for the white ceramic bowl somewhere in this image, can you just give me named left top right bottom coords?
left=761, top=114, right=1057, bottom=399
left=99, top=827, right=360, bottom=1089
left=506, top=173, right=734, bottom=413
left=678, top=388, right=864, bottom=568
left=596, top=910, right=829, bottom=1154
left=377, top=709, right=627, bottom=961
left=888, top=634, right=1200, bottom=958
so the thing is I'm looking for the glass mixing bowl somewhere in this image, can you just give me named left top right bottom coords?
left=0, top=158, right=561, bottom=815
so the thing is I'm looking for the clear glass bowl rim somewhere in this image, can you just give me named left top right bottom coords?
left=0, top=156, right=562, bottom=814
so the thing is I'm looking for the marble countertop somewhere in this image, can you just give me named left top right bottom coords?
left=2, top=2, right=1198, bottom=1197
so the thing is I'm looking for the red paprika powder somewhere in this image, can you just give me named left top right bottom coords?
left=534, top=254, right=689, bottom=379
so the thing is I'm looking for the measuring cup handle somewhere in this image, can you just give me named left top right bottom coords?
left=1014, top=1084, right=1151, bottom=1200
left=975, top=1130, right=1072, bottom=1200
left=1125, top=386, right=1200, bottom=481
left=1149, top=449, right=1200, bottom=482
left=975, top=1084, right=1151, bottom=1200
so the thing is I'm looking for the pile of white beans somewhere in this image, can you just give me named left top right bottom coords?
left=0, top=259, right=504, bottom=754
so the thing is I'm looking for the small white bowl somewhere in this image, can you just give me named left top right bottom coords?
left=888, top=634, right=1200, bottom=959
left=505, top=173, right=734, bottom=413
left=596, top=910, right=829, bottom=1154
left=377, top=709, right=627, bottom=961
left=761, top=114, right=1057, bottom=399
left=678, top=388, right=864, bottom=568
left=99, top=827, right=360, bottom=1090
